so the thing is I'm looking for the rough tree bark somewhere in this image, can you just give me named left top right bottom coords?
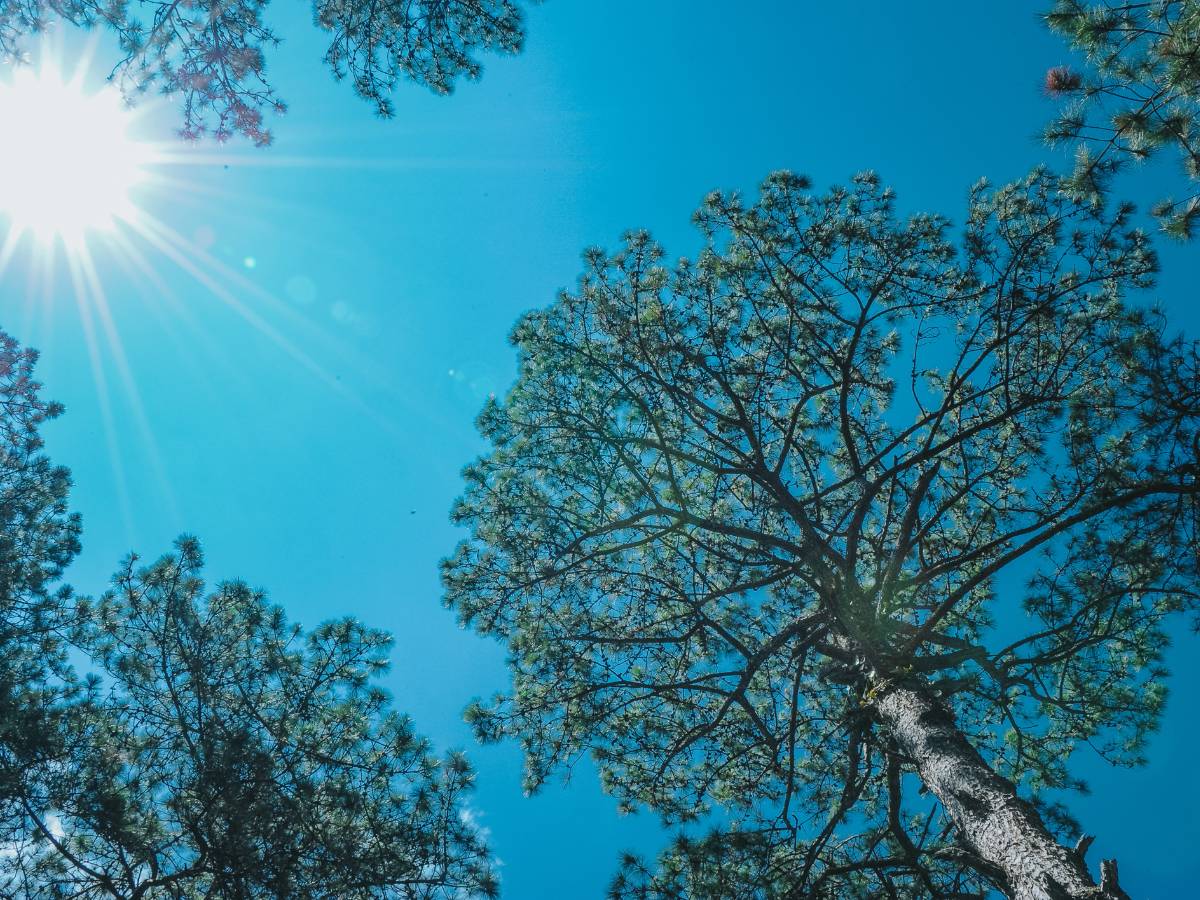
left=872, top=676, right=1131, bottom=900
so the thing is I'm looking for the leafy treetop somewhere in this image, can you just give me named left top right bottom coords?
left=5, top=538, right=499, bottom=899
left=444, top=169, right=1199, bottom=897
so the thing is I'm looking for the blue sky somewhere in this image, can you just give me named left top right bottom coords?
left=3, top=1, right=1198, bottom=896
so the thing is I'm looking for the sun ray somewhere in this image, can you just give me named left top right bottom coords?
left=152, top=151, right=514, bottom=171
left=121, top=212, right=345, bottom=389
left=101, top=227, right=252, bottom=397
left=27, top=235, right=59, bottom=353
left=0, top=228, right=35, bottom=337
left=0, top=226, right=23, bottom=280
left=63, top=246, right=137, bottom=545
left=123, top=211, right=429, bottom=441
left=74, top=240, right=180, bottom=526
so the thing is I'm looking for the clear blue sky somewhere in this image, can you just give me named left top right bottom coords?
left=4, top=2, right=1198, bottom=897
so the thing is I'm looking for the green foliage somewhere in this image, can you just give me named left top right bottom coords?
left=609, top=829, right=939, bottom=900
left=1044, top=0, right=1200, bottom=236
left=0, top=331, right=79, bottom=608
left=610, top=831, right=805, bottom=900
left=0, top=0, right=531, bottom=143
left=444, top=169, right=1200, bottom=894
left=0, top=328, right=496, bottom=898
left=0, top=328, right=81, bottom=820
left=4, top=539, right=498, bottom=898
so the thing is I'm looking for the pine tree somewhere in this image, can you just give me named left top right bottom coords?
left=1043, top=0, right=1200, bottom=237
left=0, top=329, right=81, bottom=841
left=443, top=170, right=1200, bottom=899
left=6, top=540, right=498, bottom=898
left=0, top=0, right=531, bottom=144
left=0, top=329, right=497, bottom=898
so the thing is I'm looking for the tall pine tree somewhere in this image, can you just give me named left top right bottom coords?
left=444, top=170, right=1199, bottom=899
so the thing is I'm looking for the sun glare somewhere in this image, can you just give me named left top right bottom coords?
left=0, top=64, right=149, bottom=241
left=0, top=53, right=395, bottom=530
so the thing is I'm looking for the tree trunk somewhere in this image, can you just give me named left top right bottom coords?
left=872, top=675, right=1128, bottom=900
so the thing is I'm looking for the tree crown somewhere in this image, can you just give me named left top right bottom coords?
left=444, top=169, right=1199, bottom=896
left=7, top=537, right=498, bottom=898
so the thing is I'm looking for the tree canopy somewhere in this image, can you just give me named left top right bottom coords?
left=1044, top=0, right=1200, bottom=237
left=444, top=169, right=1200, bottom=899
left=0, top=328, right=496, bottom=898
left=0, top=0, right=531, bottom=144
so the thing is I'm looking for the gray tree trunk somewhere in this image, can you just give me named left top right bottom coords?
left=872, top=676, right=1129, bottom=900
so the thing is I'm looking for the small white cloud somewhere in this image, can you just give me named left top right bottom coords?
left=458, top=804, right=492, bottom=843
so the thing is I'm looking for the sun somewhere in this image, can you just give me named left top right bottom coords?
left=0, top=64, right=150, bottom=242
